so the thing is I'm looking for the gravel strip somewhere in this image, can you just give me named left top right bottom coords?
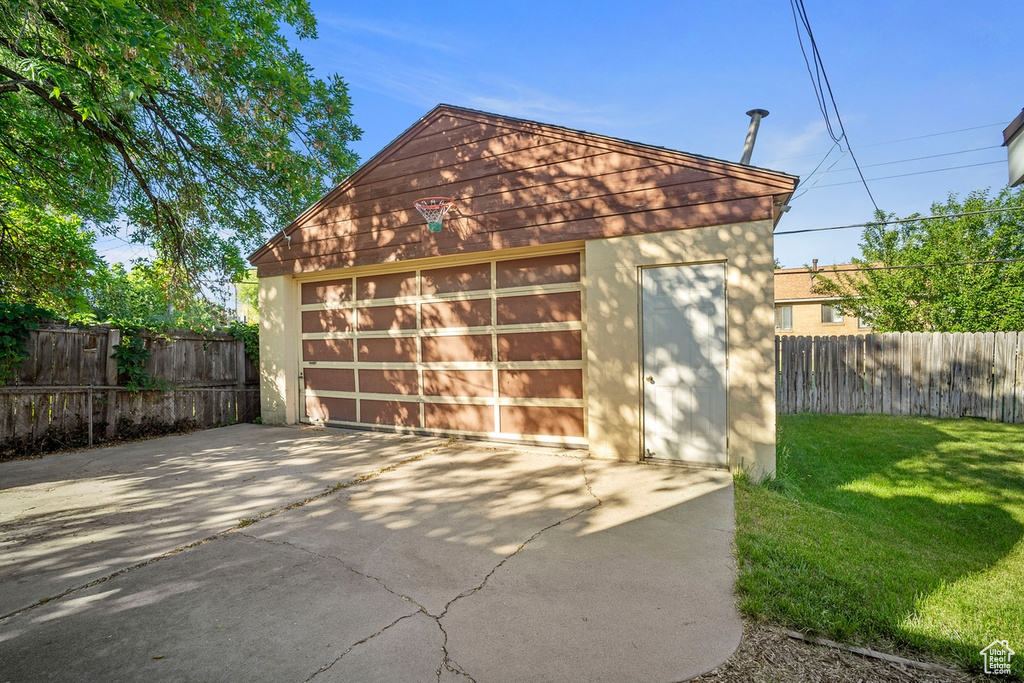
left=689, top=620, right=985, bottom=682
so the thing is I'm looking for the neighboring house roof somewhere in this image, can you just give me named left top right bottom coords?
left=249, top=104, right=798, bottom=277
left=775, top=264, right=864, bottom=303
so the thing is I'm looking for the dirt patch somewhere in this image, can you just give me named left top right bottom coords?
left=690, top=620, right=985, bottom=683
left=0, top=419, right=235, bottom=463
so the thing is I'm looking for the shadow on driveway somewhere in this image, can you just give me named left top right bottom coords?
left=0, top=427, right=741, bottom=682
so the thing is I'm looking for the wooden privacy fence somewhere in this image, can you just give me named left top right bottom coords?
left=1, top=323, right=260, bottom=453
left=776, top=332, right=1024, bottom=423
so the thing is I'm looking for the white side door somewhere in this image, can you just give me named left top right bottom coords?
left=642, top=263, right=727, bottom=466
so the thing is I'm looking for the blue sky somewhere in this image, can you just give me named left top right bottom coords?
left=96, top=1, right=1022, bottom=272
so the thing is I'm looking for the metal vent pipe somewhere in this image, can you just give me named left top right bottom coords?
left=740, top=109, right=770, bottom=165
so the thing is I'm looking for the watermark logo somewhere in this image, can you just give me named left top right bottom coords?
left=981, top=640, right=1015, bottom=675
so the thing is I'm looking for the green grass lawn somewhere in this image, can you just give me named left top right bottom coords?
left=735, top=414, right=1024, bottom=676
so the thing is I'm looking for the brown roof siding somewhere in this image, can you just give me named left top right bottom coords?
left=251, top=105, right=797, bottom=276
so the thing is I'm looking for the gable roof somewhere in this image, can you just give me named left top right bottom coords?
left=250, top=104, right=799, bottom=277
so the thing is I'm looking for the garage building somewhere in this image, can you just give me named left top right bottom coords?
left=250, top=105, right=797, bottom=478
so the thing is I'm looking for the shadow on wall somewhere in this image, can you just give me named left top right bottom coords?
left=588, top=220, right=776, bottom=473
left=261, top=113, right=780, bottom=271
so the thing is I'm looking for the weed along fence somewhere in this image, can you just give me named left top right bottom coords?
left=776, top=332, right=1024, bottom=423
left=1, top=323, right=260, bottom=455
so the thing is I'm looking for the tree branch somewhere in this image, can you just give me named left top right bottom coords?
left=0, top=79, right=33, bottom=94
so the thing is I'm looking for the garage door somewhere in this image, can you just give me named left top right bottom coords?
left=298, top=251, right=586, bottom=446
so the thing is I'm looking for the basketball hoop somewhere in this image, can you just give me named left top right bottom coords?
left=414, top=197, right=454, bottom=233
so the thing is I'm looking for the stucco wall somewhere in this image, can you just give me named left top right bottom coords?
left=585, top=220, right=777, bottom=479
left=258, top=275, right=299, bottom=424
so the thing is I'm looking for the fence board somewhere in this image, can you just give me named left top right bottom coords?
left=900, top=333, right=912, bottom=416
left=2, top=325, right=259, bottom=452
left=880, top=334, right=892, bottom=415
left=852, top=336, right=865, bottom=413
left=777, top=331, right=1022, bottom=425
left=1012, top=333, right=1023, bottom=424
left=61, top=333, right=78, bottom=385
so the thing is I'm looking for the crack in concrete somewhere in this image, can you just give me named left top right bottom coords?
left=66, top=457, right=98, bottom=478
left=303, top=612, right=421, bottom=682
left=437, top=459, right=602, bottom=620
left=0, top=444, right=448, bottom=623
left=431, top=459, right=603, bottom=681
left=239, top=533, right=432, bottom=615
left=437, top=619, right=477, bottom=683
left=246, top=456, right=604, bottom=683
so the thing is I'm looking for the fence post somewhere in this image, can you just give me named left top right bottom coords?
left=105, top=328, right=121, bottom=438
left=87, top=385, right=93, bottom=446
left=235, top=339, right=247, bottom=422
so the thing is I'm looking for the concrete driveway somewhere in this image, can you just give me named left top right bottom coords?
left=0, top=424, right=741, bottom=682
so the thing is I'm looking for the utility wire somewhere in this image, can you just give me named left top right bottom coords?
left=775, top=206, right=1024, bottom=235
left=799, top=160, right=1005, bottom=190
left=813, top=145, right=1001, bottom=175
left=792, top=146, right=998, bottom=198
left=859, top=122, right=1007, bottom=149
left=793, top=141, right=841, bottom=188
left=764, top=122, right=1007, bottom=165
left=810, top=257, right=1024, bottom=273
left=792, top=150, right=848, bottom=200
left=789, top=0, right=879, bottom=212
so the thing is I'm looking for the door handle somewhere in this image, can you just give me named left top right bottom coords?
left=645, top=375, right=655, bottom=384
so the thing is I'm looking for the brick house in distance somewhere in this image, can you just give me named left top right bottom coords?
left=774, top=261, right=873, bottom=336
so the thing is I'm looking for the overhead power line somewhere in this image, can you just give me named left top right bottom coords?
left=798, top=159, right=1005, bottom=190
left=765, top=122, right=1007, bottom=166
left=789, top=0, right=879, bottom=212
left=817, top=145, right=1001, bottom=174
left=859, top=123, right=1008, bottom=149
left=792, top=149, right=848, bottom=199
left=792, top=146, right=1000, bottom=198
left=813, top=257, right=1024, bottom=273
left=775, top=206, right=1024, bottom=235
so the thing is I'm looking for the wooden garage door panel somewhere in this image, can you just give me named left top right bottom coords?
left=304, top=368, right=355, bottom=392
left=361, top=400, right=421, bottom=427
left=357, top=305, right=417, bottom=331
left=423, top=370, right=493, bottom=397
left=496, top=291, right=581, bottom=325
left=359, top=369, right=418, bottom=395
left=357, top=271, right=417, bottom=300
left=500, top=406, right=584, bottom=437
left=302, top=309, right=353, bottom=334
left=306, top=396, right=356, bottom=422
left=498, top=330, right=582, bottom=362
left=425, top=403, right=494, bottom=432
left=357, top=337, right=417, bottom=362
left=422, top=335, right=492, bottom=363
left=421, top=262, right=491, bottom=295
left=421, top=299, right=491, bottom=329
left=496, top=253, right=580, bottom=288
left=499, top=369, right=583, bottom=399
left=302, top=279, right=352, bottom=306
left=304, top=339, right=354, bottom=362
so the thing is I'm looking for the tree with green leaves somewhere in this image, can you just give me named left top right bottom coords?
left=0, top=0, right=361, bottom=293
left=0, top=191, right=102, bottom=317
left=814, top=188, right=1024, bottom=332
left=89, top=259, right=233, bottom=329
